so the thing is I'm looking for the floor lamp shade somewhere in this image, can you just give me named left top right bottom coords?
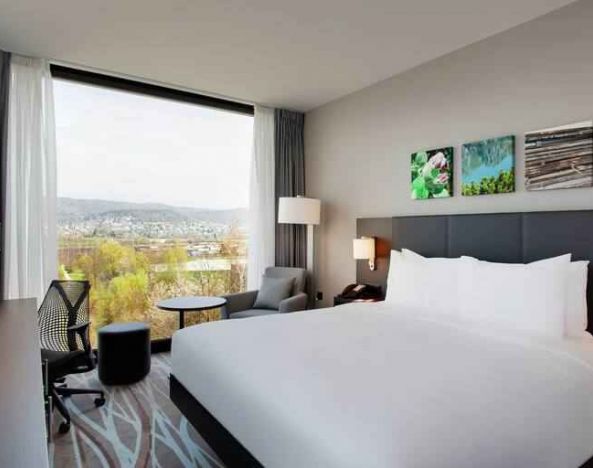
left=278, top=197, right=320, bottom=225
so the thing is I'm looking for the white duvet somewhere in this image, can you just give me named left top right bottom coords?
left=171, top=303, right=593, bottom=468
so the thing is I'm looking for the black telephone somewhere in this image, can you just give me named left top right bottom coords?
left=341, top=283, right=382, bottom=300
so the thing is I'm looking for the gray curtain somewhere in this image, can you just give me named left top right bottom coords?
left=274, top=109, right=306, bottom=267
left=0, top=51, right=10, bottom=299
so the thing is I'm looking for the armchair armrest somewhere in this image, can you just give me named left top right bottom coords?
left=220, top=290, right=258, bottom=318
left=278, top=292, right=308, bottom=313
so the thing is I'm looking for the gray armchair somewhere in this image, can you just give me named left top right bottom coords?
left=221, top=267, right=308, bottom=319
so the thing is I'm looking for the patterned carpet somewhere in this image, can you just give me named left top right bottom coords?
left=50, top=353, right=224, bottom=468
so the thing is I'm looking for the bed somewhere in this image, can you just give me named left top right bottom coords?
left=170, top=210, right=593, bottom=467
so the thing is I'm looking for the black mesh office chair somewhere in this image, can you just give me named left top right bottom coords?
left=39, top=280, right=105, bottom=434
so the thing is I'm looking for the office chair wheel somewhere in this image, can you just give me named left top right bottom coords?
left=58, top=422, right=70, bottom=434
left=94, top=397, right=106, bottom=407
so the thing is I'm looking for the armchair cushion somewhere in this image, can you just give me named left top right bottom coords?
left=253, top=275, right=294, bottom=310
left=230, top=309, right=282, bottom=319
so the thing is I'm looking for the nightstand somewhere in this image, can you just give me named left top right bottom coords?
left=333, top=295, right=383, bottom=306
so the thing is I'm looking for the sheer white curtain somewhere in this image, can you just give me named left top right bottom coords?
left=247, top=105, right=275, bottom=290
left=3, top=55, right=57, bottom=304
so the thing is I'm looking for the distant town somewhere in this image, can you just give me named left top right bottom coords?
left=59, top=216, right=233, bottom=242
left=58, top=197, right=248, bottom=270
left=58, top=196, right=247, bottom=240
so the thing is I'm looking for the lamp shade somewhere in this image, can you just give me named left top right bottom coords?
left=353, top=237, right=375, bottom=260
left=278, top=197, right=321, bottom=225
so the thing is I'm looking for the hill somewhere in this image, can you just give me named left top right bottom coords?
left=58, top=197, right=248, bottom=226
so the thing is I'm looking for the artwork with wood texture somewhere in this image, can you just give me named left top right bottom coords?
left=525, top=121, right=593, bottom=190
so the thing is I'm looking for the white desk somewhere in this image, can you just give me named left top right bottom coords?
left=0, top=299, right=49, bottom=468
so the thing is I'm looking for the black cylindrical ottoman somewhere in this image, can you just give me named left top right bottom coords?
left=98, top=322, right=150, bottom=385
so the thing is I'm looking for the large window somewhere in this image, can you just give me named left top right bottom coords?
left=53, top=70, right=253, bottom=344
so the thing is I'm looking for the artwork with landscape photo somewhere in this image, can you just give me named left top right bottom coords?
left=411, top=147, right=454, bottom=200
left=462, top=135, right=515, bottom=196
left=525, top=121, right=593, bottom=190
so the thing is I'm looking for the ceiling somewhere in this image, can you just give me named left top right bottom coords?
left=0, top=0, right=577, bottom=111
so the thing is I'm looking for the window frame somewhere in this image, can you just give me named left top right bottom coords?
left=50, top=65, right=254, bottom=116
left=51, top=65, right=253, bottom=352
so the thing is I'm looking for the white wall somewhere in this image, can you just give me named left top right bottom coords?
left=305, top=0, right=593, bottom=307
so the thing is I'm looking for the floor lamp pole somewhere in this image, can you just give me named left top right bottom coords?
left=306, top=224, right=315, bottom=305
left=306, top=224, right=314, bottom=273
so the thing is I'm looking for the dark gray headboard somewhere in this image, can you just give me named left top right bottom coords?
left=356, top=210, right=593, bottom=332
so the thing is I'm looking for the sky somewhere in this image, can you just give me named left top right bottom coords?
left=54, top=79, right=253, bottom=210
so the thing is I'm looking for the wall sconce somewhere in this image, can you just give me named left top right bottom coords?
left=353, top=236, right=375, bottom=271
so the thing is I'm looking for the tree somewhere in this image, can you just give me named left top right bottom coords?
left=62, top=234, right=247, bottom=344
left=93, top=270, right=150, bottom=328
left=156, top=243, right=189, bottom=284
left=75, top=239, right=149, bottom=284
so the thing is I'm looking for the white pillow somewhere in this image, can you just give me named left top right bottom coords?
left=385, top=249, right=404, bottom=303
left=385, top=249, right=463, bottom=316
left=467, top=255, right=588, bottom=338
left=459, top=255, right=571, bottom=337
left=402, top=249, right=459, bottom=264
left=566, top=261, right=589, bottom=338
left=401, top=248, right=426, bottom=261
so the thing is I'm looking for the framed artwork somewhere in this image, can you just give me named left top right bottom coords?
left=411, top=147, right=453, bottom=200
left=462, top=135, right=515, bottom=196
left=525, top=121, right=593, bottom=190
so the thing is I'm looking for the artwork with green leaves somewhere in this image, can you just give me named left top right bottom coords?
left=411, top=147, right=453, bottom=200
left=462, top=135, right=515, bottom=196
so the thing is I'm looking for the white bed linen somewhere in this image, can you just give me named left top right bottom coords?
left=171, top=303, right=593, bottom=468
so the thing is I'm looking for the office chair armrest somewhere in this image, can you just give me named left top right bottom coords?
left=220, top=290, right=258, bottom=318
left=67, top=322, right=90, bottom=333
left=67, top=321, right=91, bottom=353
left=278, top=292, right=308, bottom=313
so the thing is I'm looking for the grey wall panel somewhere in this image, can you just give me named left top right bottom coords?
left=448, top=213, right=523, bottom=262
left=522, top=211, right=593, bottom=262
left=392, top=216, right=448, bottom=257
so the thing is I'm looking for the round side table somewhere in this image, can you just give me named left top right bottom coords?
left=156, top=296, right=227, bottom=329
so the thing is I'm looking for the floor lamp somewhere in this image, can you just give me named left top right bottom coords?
left=277, top=196, right=321, bottom=299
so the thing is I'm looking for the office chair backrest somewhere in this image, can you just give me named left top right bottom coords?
left=38, top=280, right=91, bottom=352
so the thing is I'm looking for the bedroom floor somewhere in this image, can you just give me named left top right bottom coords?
left=49, top=353, right=225, bottom=468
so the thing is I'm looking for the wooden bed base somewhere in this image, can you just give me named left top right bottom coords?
left=169, top=374, right=263, bottom=468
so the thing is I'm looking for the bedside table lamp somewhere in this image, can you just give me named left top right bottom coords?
left=353, top=237, right=375, bottom=271
left=278, top=196, right=321, bottom=273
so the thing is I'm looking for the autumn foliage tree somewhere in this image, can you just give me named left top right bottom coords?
left=60, top=234, right=247, bottom=345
